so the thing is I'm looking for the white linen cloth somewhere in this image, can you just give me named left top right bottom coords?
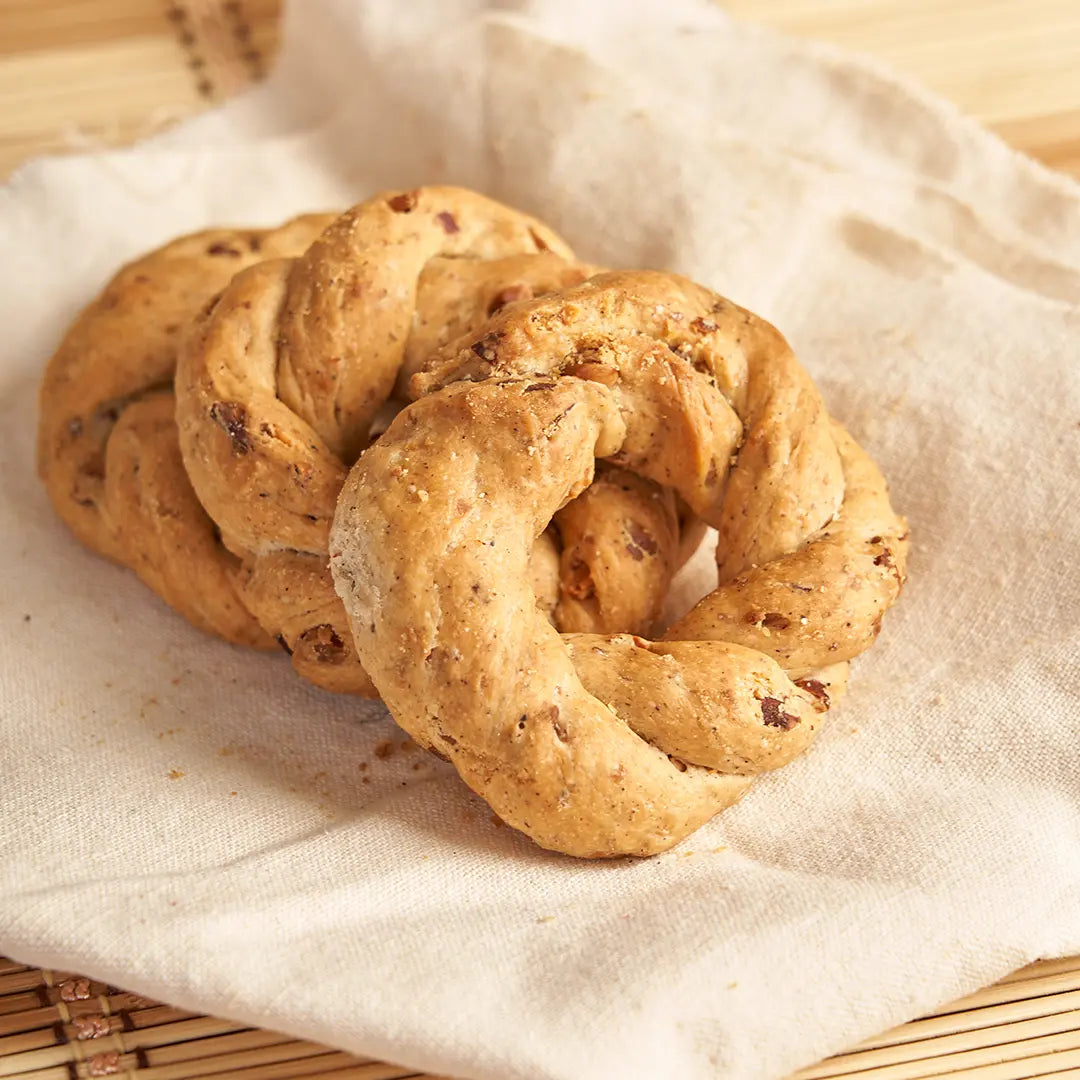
left=1, top=2, right=1078, bottom=1078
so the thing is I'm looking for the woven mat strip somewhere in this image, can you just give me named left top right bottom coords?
left=166, top=0, right=269, bottom=100
left=0, top=962, right=433, bottom=1079
left=3, top=959, right=1080, bottom=1079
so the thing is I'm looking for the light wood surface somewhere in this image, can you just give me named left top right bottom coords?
left=726, top=0, right=1080, bottom=175
left=0, top=0, right=278, bottom=178
left=1, top=3, right=1078, bottom=1080
left=1, top=0, right=1080, bottom=178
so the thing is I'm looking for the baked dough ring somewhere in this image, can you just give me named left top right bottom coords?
left=333, top=272, right=907, bottom=856
left=176, top=189, right=688, bottom=691
left=37, top=215, right=335, bottom=644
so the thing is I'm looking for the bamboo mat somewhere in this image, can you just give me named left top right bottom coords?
left=3, top=2, right=1080, bottom=1078
left=4, top=956, right=1080, bottom=1080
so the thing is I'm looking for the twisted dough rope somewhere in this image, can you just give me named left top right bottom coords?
left=34, top=206, right=610, bottom=667
left=332, top=271, right=907, bottom=857
left=176, top=188, right=694, bottom=693
left=414, top=271, right=908, bottom=671
left=37, top=215, right=334, bottom=644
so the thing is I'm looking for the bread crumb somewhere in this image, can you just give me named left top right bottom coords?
left=167, top=769, right=184, bottom=780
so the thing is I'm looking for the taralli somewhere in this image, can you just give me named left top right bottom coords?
left=176, top=188, right=692, bottom=692
left=37, top=215, right=335, bottom=644
left=333, top=271, right=907, bottom=857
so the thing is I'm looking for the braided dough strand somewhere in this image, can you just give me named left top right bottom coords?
left=666, top=423, right=908, bottom=676
left=103, top=392, right=269, bottom=646
left=37, top=214, right=335, bottom=644
left=176, top=190, right=688, bottom=691
left=332, top=378, right=828, bottom=857
left=554, top=465, right=681, bottom=636
left=412, top=270, right=846, bottom=580
left=177, top=189, right=578, bottom=559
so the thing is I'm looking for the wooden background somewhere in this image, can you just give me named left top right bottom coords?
left=1, top=0, right=1079, bottom=179
left=1, top=3, right=1078, bottom=1079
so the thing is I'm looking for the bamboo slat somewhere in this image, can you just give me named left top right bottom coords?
left=1000, top=957, right=1080, bottom=985
left=0, top=959, right=1078, bottom=1079
left=192, top=1054, right=381, bottom=1080
left=857, top=989, right=1080, bottom=1052
left=797, top=1011, right=1080, bottom=1079
left=925, top=970, right=1080, bottom=1017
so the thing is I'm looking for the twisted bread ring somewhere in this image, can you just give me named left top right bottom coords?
left=333, top=271, right=907, bottom=857
left=176, top=189, right=693, bottom=692
left=37, top=215, right=335, bottom=644
left=418, top=271, right=907, bottom=673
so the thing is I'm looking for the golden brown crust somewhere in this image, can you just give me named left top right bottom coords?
left=176, top=189, right=575, bottom=558
left=404, top=252, right=598, bottom=390
left=528, top=528, right=562, bottom=621
left=176, top=189, right=685, bottom=689
left=236, top=551, right=377, bottom=694
left=102, top=392, right=271, bottom=647
left=553, top=465, right=680, bottom=637
left=330, top=378, right=817, bottom=856
left=333, top=272, right=908, bottom=857
left=414, top=269, right=846, bottom=580
left=37, top=215, right=335, bottom=645
left=665, top=422, right=908, bottom=676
